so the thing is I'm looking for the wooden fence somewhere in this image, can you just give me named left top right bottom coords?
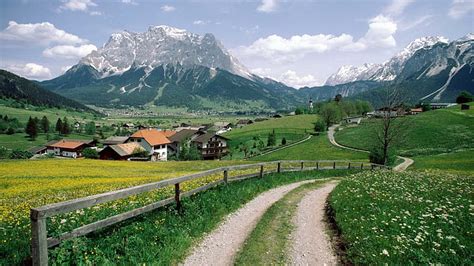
left=30, top=160, right=389, bottom=265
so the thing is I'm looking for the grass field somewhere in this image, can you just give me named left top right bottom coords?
left=252, top=134, right=368, bottom=161
left=0, top=160, right=355, bottom=264
left=0, top=104, right=97, bottom=124
left=0, top=132, right=95, bottom=150
left=329, top=170, right=473, bottom=264
left=411, top=149, right=474, bottom=175
left=334, top=103, right=474, bottom=157
left=0, top=159, right=249, bottom=264
left=223, top=114, right=318, bottom=159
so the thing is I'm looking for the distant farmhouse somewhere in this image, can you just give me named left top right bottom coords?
left=99, top=142, right=145, bottom=160
left=45, top=139, right=96, bottom=158
left=127, top=129, right=176, bottom=161
left=192, top=132, right=229, bottom=160
left=236, top=119, right=253, bottom=127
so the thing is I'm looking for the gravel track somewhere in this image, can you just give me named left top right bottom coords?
left=289, top=181, right=339, bottom=265
left=182, top=180, right=316, bottom=266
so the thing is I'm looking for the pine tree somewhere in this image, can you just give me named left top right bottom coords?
left=25, top=116, right=38, bottom=140
left=267, top=129, right=276, bottom=146
left=40, top=116, right=50, bottom=133
left=61, top=117, right=70, bottom=135
left=55, top=118, right=63, bottom=133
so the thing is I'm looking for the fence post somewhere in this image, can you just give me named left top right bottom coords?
left=277, top=162, right=281, bottom=173
left=175, top=183, right=181, bottom=211
left=301, top=162, right=304, bottom=170
left=223, top=170, right=228, bottom=184
left=348, top=162, right=351, bottom=169
left=31, top=210, right=48, bottom=266
left=361, top=163, right=363, bottom=169
left=333, top=161, right=336, bottom=169
left=259, top=165, right=264, bottom=178
left=371, top=164, right=375, bottom=170
left=316, top=162, right=319, bottom=170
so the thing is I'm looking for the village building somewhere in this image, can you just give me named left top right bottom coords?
left=102, top=136, right=129, bottom=146
left=28, top=140, right=61, bottom=156
left=373, top=107, right=405, bottom=118
left=344, top=117, right=362, bottom=124
left=236, top=119, right=254, bottom=127
left=167, top=129, right=203, bottom=157
left=191, top=133, right=229, bottom=160
left=427, top=103, right=456, bottom=109
left=46, top=139, right=96, bottom=158
left=410, top=108, right=423, bottom=115
left=99, top=142, right=145, bottom=160
left=127, top=129, right=175, bottom=161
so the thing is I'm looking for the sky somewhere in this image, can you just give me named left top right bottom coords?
left=0, top=0, right=473, bottom=88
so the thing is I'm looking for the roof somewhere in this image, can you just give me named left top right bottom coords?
left=28, top=146, right=47, bottom=154
left=411, top=108, right=423, bottom=112
left=237, top=119, right=253, bottom=124
left=107, top=142, right=145, bottom=157
left=161, top=130, right=177, bottom=138
left=102, top=136, right=129, bottom=145
left=214, top=122, right=231, bottom=127
left=193, top=132, right=229, bottom=143
left=169, top=129, right=199, bottom=143
left=130, top=129, right=172, bottom=146
left=47, top=139, right=92, bottom=149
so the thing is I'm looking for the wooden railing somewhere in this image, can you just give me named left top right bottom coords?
left=30, top=160, right=389, bottom=265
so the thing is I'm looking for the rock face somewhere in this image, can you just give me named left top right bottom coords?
left=80, top=25, right=251, bottom=78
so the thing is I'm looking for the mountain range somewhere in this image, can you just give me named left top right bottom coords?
left=34, top=26, right=474, bottom=110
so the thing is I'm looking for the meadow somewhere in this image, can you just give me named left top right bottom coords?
left=0, top=132, right=94, bottom=150
left=329, top=170, right=473, bottom=264
left=0, top=103, right=97, bottom=124
left=252, top=134, right=368, bottom=161
left=411, top=149, right=474, bottom=175
left=0, top=159, right=248, bottom=264
left=334, top=103, right=474, bottom=157
left=0, top=161, right=355, bottom=264
left=223, top=114, right=318, bottom=158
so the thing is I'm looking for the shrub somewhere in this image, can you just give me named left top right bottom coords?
left=281, top=137, right=287, bottom=145
left=456, top=91, right=473, bottom=104
left=6, top=127, right=15, bottom=135
left=82, top=148, right=99, bottom=159
left=0, top=146, right=9, bottom=159
left=9, top=149, right=33, bottom=159
left=314, top=120, right=326, bottom=132
left=369, top=146, right=396, bottom=165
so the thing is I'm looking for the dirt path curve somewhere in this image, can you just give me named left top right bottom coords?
left=328, top=124, right=413, bottom=172
left=182, top=179, right=316, bottom=266
left=289, top=181, right=339, bottom=265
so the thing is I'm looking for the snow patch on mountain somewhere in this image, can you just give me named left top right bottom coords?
left=80, top=25, right=251, bottom=79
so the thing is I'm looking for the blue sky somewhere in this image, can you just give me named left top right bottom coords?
left=0, top=0, right=472, bottom=87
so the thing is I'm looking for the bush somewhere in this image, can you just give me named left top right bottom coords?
left=314, top=120, right=326, bottom=132
left=82, top=148, right=99, bottom=159
left=0, top=146, right=10, bottom=159
left=6, top=127, right=15, bottom=135
left=369, top=146, right=396, bottom=165
left=456, top=91, right=473, bottom=104
left=281, top=137, right=287, bottom=145
left=9, top=149, right=33, bottom=159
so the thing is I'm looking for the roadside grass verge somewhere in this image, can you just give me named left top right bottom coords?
left=44, top=169, right=359, bottom=265
left=235, top=179, right=334, bottom=265
left=251, top=134, right=368, bottom=161
left=329, top=170, right=473, bottom=264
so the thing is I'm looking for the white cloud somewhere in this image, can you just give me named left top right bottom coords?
left=357, top=15, right=398, bottom=49
left=60, top=0, right=97, bottom=12
left=61, top=65, right=73, bottom=73
left=6, top=63, right=52, bottom=80
left=448, top=0, right=474, bottom=19
left=42, top=44, right=97, bottom=59
left=193, top=20, right=207, bottom=25
left=0, top=21, right=86, bottom=45
left=399, top=15, right=433, bottom=31
left=161, top=5, right=175, bottom=12
left=121, top=0, right=138, bottom=5
left=383, top=0, right=415, bottom=16
left=257, top=0, right=278, bottom=13
left=278, top=70, right=322, bottom=88
left=89, top=11, right=102, bottom=16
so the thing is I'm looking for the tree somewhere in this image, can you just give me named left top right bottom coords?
left=83, top=148, right=99, bottom=159
left=6, top=127, right=15, bottom=135
left=456, top=91, right=473, bottom=104
left=61, top=117, right=70, bottom=135
left=371, top=88, right=410, bottom=165
left=9, top=149, right=33, bottom=159
left=295, top=107, right=304, bottom=115
left=314, top=119, right=326, bottom=132
left=319, top=103, right=341, bottom=128
left=281, top=137, right=287, bottom=145
left=25, top=116, right=38, bottom=140
left=267, top=129, right=276, bottom=146
left=334, top=94, right=343, bottom=103
left=40, top=116, right=50, bottom=133
left=55, top=118, right=63, bottom=133
left=85, top=121, right=96, bottom=135
left=239, top=143, right=250, bottom=158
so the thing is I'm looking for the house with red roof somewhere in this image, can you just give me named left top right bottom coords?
left=127, top=129, right=176, bottom=161
left=46, top=139, right=96, bottom=158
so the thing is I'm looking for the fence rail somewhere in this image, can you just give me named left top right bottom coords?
left=30, top=160, right=389, bottom=265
